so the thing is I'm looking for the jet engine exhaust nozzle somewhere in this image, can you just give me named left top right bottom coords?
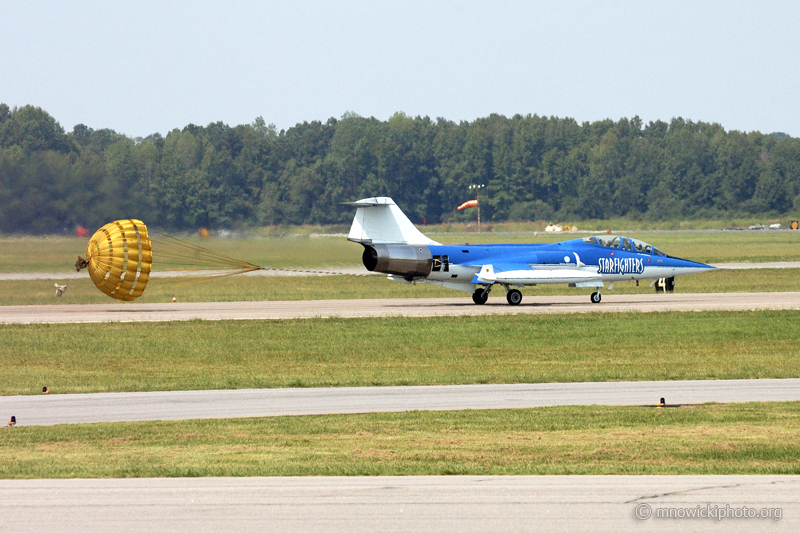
left=361, top=244, right=432, bottom=279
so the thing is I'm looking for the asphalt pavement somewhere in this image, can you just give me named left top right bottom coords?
left=3, top=378, right=799, bottom=426
left=2, top=291, right=800, bottom=324
left=2, top=260, right=798, bottom=281
left=1, top=476, right=796, bottom=533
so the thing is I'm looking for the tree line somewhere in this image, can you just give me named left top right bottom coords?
left=1, top=103, right=799, bottom=233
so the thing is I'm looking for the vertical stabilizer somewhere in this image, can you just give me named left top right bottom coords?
left=346, top=197, right=440, bottom=245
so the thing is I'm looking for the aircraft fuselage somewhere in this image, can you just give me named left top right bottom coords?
left=349, top=197, right=714, bottom=305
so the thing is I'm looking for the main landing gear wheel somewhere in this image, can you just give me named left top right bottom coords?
left=472, top=288, right=489, bottom=305
left=506, top=289, right=522, bottom=306
left=590, top=292, right=601, bottom=304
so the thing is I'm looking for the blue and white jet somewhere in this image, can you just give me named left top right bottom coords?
left=347, top=197, right=714, bottom=305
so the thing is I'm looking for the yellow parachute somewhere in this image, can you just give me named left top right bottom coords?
left=77, top=219, right=152, bottom=301
left=76, top=219, right=263, bottom=301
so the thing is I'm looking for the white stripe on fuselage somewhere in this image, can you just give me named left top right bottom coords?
left=426, top=264, right=706, bottom=286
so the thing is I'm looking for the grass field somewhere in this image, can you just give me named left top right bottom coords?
left=1, top=267, right=798, bottom=306
left=2, top=311, right=798, bottom=395
left=1, top=402, right=797, bottom=478
left=3, top=230, right=800, bottom=274
left=0, top=234, right=363, bottom=273
left=432, top=215, right=795, bottom=233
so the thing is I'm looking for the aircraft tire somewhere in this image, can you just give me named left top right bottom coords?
left=590, top=292, right=601, bottom=304
left=506, top=289, right=523, bottom=306
left=472, top=289, right=489, bottom=305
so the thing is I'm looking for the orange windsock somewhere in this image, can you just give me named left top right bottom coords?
left=457, top=199, right=479, bottom=210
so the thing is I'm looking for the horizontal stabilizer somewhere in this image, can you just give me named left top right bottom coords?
left=344, top=198, right=395, bottom=207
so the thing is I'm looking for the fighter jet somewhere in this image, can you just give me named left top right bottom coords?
left=347, top=197, right=714, bottom=305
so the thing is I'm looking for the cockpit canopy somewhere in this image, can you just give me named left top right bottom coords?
left=583, top=235, right=665, bottom=256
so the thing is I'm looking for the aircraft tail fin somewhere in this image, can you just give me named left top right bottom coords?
left=346, top=197, right=440, bottom=245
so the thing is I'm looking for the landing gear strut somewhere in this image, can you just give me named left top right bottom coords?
left=506, top=289, right=522, bottom=306
left=590, top=291, right=602, bottom=304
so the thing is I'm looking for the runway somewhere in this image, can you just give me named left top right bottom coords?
left=1, top=260, right=797, bottom=280
left=2, top=291, right=800, bottom=324
left=0, top=266, right=371, bottom=281
left=3, top=378, right=799, bottom=426
left=1, top=476, right=795, bottom=532
left=710, top=261, right=800, bottom=269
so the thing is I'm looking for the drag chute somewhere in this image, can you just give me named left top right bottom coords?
left=75, top=219, right=152, bottom=301
left=76, top=220, right=262, bottom=301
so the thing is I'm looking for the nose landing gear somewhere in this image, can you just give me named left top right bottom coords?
left=590, top=291, right=602, bottom=304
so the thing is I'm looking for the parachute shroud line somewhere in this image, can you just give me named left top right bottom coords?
left=77, top=220, right=263, bottom=301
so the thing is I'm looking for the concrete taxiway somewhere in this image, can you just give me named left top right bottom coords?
left=3, top=378, right=799, bottom=426
left=0, top=476, right=796, bottom=533
left=1, top=291, right=799, bottom=324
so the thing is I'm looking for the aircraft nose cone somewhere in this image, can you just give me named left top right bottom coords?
left=671, top=256, right=715, bottom=274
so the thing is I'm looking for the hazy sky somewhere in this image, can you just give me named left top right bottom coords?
left=2, top=1, right=799, bottom=137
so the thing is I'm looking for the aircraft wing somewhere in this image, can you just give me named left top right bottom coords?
left=472, top=262, right=602, bottom=286
left=472, top=262, right=531, bottom=281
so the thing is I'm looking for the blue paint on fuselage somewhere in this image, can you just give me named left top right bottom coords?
left=429, top=238, right=713, bottom=275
